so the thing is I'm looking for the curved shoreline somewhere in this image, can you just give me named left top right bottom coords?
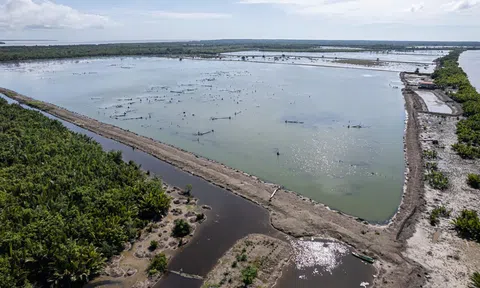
left=0, top=86, right=427, bottom=287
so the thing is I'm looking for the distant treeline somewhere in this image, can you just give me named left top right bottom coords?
left=433, top=50, right=480, bottom=158
left=1, top=40, right=479, bottom=62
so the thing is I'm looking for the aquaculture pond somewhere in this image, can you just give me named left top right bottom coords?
left=0, top=57, right=405, bottom=222
left=460, top=50, right=480, bottom=93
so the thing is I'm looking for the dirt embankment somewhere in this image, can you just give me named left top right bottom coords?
left=1, top=87, right=427, bottom=287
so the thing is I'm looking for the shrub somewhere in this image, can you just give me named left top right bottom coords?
left=184, top=184, right=193, bottom=196
left=171, top=219, right=191, bottom=238
left=196, top=213, right=205, bottom=221
left=241, top=265, right=258, bottom=286
left=149, top=240, right=158, bottom=251
left=429, top=206, right=451, bottom=226
left=452, top=143, right=480, bottom=159
left=425, top=162, right=438, bottom=171
left=424, top=171, right=449, bottom=190
left=470, top=272, right=480, bottom=288
left=423, top=150, right=437, bottom=160
left=453, top=210, right=480, bottom=242
left=467, top=174, right=480, bottom=189
left=148, top=253, right=168, bottom=275
left=240, top=254, right=248, bottom=262
left=231, top=261, right=237, bottom=268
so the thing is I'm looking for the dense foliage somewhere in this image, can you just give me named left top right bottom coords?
left=453, top=210, right=480, bottom=242
left=171, top=219, right=192, bottom=238
left=241, top=265, right=258, bottom=286
left=0, top=98, right=170, bottom=287
left=147, top=253, right=168, bottom=276
left=433, top=50, right=480, bottom=159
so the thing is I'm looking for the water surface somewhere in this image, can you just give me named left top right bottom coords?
left=460, top=50, right=480, bottom=92
left=0, top=57, right=405, bottom=222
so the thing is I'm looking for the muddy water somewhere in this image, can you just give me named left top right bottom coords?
left=2, top=94, right=374, bottom=287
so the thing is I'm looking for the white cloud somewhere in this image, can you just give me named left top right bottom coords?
left=148, top=11, right=232, bottom=19
left=0, top=0, right=113, bottom=30
left=409, top=2, right=425, bottom=12
left=442, top=0, right=478, bottom=11
left=238, top=0, right=480, bottom=23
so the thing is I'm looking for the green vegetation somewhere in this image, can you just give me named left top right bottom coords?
left=470, top=272, right=480, bottom=288
left=425, top=162, right=438, bottom=171
left=425, top=170, right=449, bottom=190
left=241, top=265, right=258, bottom=286
left=2, top=40, right=479, bottom=62
left=149, top=240, right=159, bottom=251
left=184, top=183, right=193, bottom=196
left=148, top=253, right=168, bottom=276
left=423, top=149, right=438, bottom=160
left=171, top=219, right=191, bottom=238
left=0, top=99, right=170, bottom=287
left=453, top=210, right=480, bottom=242
left=236, top=253, right=247, bottom=262
left=429, top=206, right=451, bottom=226
left=467, top=174, right=480, bottom=189
left=433, top=50, right=480, bottom=159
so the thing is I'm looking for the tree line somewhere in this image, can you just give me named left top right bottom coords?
left=0, top=98, right=170, bottom=287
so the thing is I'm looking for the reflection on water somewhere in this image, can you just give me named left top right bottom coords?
left=278, top=239, right=374, bottom=288
left=0, top=57, right=405, bottom=221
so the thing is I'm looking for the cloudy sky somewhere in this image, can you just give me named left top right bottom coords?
left=0, top=0, right=479, bottom=42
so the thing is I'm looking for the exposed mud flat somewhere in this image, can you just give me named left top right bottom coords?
left=405, top=113, right=480, bottom=288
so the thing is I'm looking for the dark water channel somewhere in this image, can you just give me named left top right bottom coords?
left=2, top=94, right=374, bottom=287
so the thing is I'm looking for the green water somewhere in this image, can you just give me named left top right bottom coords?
left=0, top=57, right=405, bottom=222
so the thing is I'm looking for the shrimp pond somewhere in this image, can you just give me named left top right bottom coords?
left=1, top=56, right=407, bottom=222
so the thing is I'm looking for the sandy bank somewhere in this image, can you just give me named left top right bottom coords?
left=1, top=87, right=427, bottom=287
left=203, top=234, right=292, bottom=288
left=404, top=113, right=480, bottom=288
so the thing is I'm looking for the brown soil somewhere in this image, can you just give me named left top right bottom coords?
left=1, top=86, right=428, bottom=287
left=202, top=234, right=292, bottom=288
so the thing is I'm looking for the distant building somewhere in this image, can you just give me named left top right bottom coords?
left=419, top=81, right=436, bottom=89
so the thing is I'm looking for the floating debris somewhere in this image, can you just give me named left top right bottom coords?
left=195, top=130, right=214, bottom=136
left=285, top=120, right=304, bottom=124
left=211, top=116, right=232, bottom=121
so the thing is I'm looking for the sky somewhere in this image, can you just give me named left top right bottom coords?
left=0, top=0, right=479, bottom=42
